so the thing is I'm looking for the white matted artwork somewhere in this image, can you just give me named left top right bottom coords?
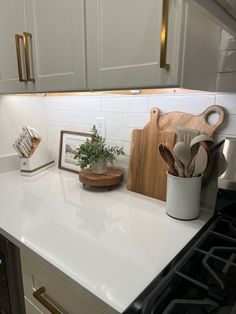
left=58, top=130, right=94, bottom=173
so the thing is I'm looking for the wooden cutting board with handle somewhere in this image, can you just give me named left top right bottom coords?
left=127, top=108, right=176, bottom=201
left=127, top=105, right=225, bottom=201
left=158, top=105, right=225, bottom=136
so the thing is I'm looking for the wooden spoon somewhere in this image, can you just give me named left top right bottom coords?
left=173, top=142, right=191, bottom=177
left=159, top=145, right=178, bottom=176
left=192, top=144, right=208, bottom=177
left=190, top=134, right=213, bottom=149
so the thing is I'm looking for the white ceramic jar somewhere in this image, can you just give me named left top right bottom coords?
left=166, top=173, right=202, bottom=220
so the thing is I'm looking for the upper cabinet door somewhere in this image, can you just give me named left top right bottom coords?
left=86, top=0, right=183, bottom=90
left=26, top=0, right=86, bottom=92
left=0, top=0, right=33, bottom=93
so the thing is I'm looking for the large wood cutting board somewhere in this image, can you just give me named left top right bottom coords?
left=127, top=105, right=225, bottom=201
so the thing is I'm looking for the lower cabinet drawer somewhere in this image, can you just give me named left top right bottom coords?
left=20, top=251, right=104, bottom=314
left=25, top=296, right=43, bottom=314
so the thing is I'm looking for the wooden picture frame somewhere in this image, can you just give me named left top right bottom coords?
left=58, top=130, right=94, bottom=174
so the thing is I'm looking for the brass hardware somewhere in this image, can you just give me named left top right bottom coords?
left=160, top=0, right=170, bottom=70
left=15, top=34, right=27, bottom=82
left=23, top=32, right=35, bottom=82
left=33, top=287, right=64, bottom=314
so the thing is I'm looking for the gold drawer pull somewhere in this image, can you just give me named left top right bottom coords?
left=23, top=32, right=35, bottom=82
left=15, top=34, right=27, bottom=82
left=33, top=286, right=65, bottom=314
left=160, top=0, right=170, bottom=70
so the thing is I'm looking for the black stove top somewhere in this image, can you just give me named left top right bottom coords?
left=123, top=189, right=236, bottom=314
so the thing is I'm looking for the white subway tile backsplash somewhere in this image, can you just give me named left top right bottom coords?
left=217, top=114, right=236, bottom=135
left=113, top=155, right=130, bottom=170
left=47, top=141, right=60, bottom=154
left=66, top=96, right=101, bottom=111
left=123, top=113, right=149, bottom=128
left=102, top=96, right=148, bottom=112
left=66, top=123, right=91, bottom=133
left=215, top=94, right=236, bottom=114
left=105, top=139, right=123, bottom=148
left=47, top=130, right=62, bottom=143
left=46, top=121, right=68, bottom=132
left=2, top=91, right=235, bottom=209
left=101, top=112, right=124, bottom=126
left=122, top=141, right=131, bottom=156
left=46, top=110, right=71, bottom=122
left=106, top=126, right=133, bottom=141
left=42, top=92, right=236, bottom=210
left=148, top=94, right=215, bottom=113
left=46, top=97, right=67, bottom=111
left=67, top=111, right=99, bottom=125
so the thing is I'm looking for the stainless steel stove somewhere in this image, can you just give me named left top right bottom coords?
left=123, top=189, right=236, bottom=314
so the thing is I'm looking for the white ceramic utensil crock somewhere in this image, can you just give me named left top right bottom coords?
left=166, top=173, right=202, bottom=220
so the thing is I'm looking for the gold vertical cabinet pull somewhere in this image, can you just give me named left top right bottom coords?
left=160, top=0, right=170, bottom=70
left=33, top=287, right=65, bottom=314
left=15, top=34, right=27, bottom=82
left=23, top=32, right=35, bottom=82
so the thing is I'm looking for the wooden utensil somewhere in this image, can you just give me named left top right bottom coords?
left=127, top=105, right=225, bottom=201
left=209, top=139, right=225, bottom=153
left=190, top=134, right=213, bottom=162
left=177, top=128, right=200, bottom=143
left=159, top=144, right=178, bottom=176
left=192, top=144, right=208, bottom=177
left=127, top=108, right=176, bottom=201
left=202, top=139, right=225, bottom=186
left=173, top=142, right=191, bottom=177
left=190, top=134, right=213, bottom=149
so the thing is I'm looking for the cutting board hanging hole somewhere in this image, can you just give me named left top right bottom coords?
left=206, top=112, right=220, bottom=126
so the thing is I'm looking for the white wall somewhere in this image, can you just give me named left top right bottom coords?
left=0, top=91, right=236, bottom=208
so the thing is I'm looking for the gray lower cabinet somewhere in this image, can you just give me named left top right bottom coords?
left=20, top=250, right=116, bottom=314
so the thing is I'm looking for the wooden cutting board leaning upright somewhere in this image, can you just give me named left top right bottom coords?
left=127, top=108, right=176, bottom=201
left=127, top=105, right=225, bottom=201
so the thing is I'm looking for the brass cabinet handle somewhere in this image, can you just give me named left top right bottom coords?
left=23, top=32, right=35, bottom=82
left=160, top=0, right=170, bottom=70
left=15, top=34, right=27, bottom=82
left=33, top=286, right=65, bottom=314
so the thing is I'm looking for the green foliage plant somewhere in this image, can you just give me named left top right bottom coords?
left=74, top=125, right=125, bottom=169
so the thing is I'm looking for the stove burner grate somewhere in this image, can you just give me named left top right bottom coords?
left=202, top=247, right=236, bottom=292
left=162, top=299, right=218, bottom=314
left=229, top=220, right=236, bottom=238
left=123, top=216, right=236, bottom=314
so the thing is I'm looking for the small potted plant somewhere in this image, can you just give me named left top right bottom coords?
left=74, top=125, right=125, bottom=174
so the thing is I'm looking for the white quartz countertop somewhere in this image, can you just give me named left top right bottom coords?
left=0, top=167, right=213, bottom=313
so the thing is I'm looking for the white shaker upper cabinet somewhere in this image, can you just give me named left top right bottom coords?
left=25, top=0, right=86, bottom=92
left=86, top=0, right=222, bottom=92
left=86, top=0, right=184, bottom=90
left=0, top=0, right=34, bottom=93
